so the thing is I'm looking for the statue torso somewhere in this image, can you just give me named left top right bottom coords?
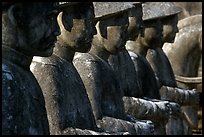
left=128, top=51, right=161, bottom=99
left=146, top=48, right=177, bottom=87
left=2, top=59, right=49, bottom=135
left=73, top=53, right=126, bottom=120
left=109, top=49, right=142, bottom=97
left=31, top=55, right=97, bottom=134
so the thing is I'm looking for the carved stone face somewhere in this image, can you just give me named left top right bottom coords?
left=11, top=3, right=60, bottom=57
left=58, top=4, right=96, bottom=53
left=95, top=12, right=129, bottom=54
left=127, top=4, right=143, bottom=41
left=142, top=19, right=163, bottom=49
left=161, top=14, right=179, bottom=43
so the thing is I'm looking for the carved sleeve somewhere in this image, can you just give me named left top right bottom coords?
left=160, top=86, right=199, bottom=106
left=122, top=96, right=171, bottom=124
left=96, top=116, right=154, bottom=135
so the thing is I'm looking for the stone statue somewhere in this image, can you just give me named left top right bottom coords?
left=145, top=2, right=199, bottom=135
left=173, top=2, right=202, bottom=20
left=73, top=2, right=154, bottom=135
left=162, top=15, right=202, bottom=134
left=30, top=2, right=112, bottom=135
left=108, top=2, right=174, bottom=135
left=163, top=15, right=202, bottom=90
left=2, top=2, right=60, bottom=135
left=125, top=2, right=186, bottom=135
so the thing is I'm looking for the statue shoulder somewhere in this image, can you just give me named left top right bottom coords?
left=74, top=53, right=100, bottom=66
left=2, top=64, right=14, bottom=81
left=128, top=51, right=139, bottom=59
left=32, top=55, right=59, bottom=65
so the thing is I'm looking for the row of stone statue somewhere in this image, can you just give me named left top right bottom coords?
left=2, top=2, right=200, bottom=135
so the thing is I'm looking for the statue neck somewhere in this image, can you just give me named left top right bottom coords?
left=2, top=46, right=33, bottom=70
left=89, top=44, right=110, bottom=62
left=125, top=40, right=148, bottom=57
left=53, top=41, right=75, bottom=63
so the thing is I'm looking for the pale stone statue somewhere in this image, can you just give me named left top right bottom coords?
left=73, top=2, right=154, bottom=135
left=173, top=2, right=202, bottom=20
left=30, top=2, right=113, bottom=135
left=2, top=2, right=60, bottom=135
left=108, top=2, right=174, bottom=135
left=145, top=2, right=199, bottom=135
left=162, top=15, right=202, bottom=134
left=163, top=15, right=202, bottom=90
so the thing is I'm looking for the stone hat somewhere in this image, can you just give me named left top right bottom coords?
left=2, top=2, right=15, bottom=10
left=59, top=2, right=79, bottom=8
left=59, top=2, right=92, bottom=10
left=132, top=2, right=142, bottom=6
left=93, top=2, right=134, bottom=21
left=142, top=2, right=182, bottom=21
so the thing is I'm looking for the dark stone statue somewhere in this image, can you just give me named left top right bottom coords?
left=73, top=2, right=154, bottom=135
left=2, top=2, right=60, bottom=135
left=108, top=2, right=159, bottom=99
left=124, top=2, right=184, bottom=135
left=145, top=2, right=199, bottom=135
left=108, top=2, right=174, bottom=135
left=30, top=2, right=110, bottom=135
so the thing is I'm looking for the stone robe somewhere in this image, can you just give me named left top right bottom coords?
left=109, top=50, right=142, bottom=97
left=146, top=48, right=197, bottom=134
left=73, top=52, right=154, bottom=135
left=128, top=51, right=161, bottom=99
left=31, top=55, right=97, bottom=135
left=109, top=49, right=171, bottom=135
left=2, top=48, right=49, bottom=135
left=127, top=49, right=184, bottom=135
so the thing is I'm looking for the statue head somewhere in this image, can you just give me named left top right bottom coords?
left=57, top=2, right=96, bottom=53
left=158, top=2, right=182, bottom=43
left=92, top=2, right=134, bottom=54
left=139, top=2, right=164, bottom=49
left=2, top=2, right=61, bottom=57
left=127, top=2, right=143, bottom=41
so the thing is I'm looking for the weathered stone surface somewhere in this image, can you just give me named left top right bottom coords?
left=162, top=15, right=202, bottom=134
left=160, top=86, right=199, bottom=106
left=93, top=2, right=134, bottom=20
left=142, top=2, right=182, bottom=21
left=173, top=2, right=202, bottom=20
left=31, top=55, right=97, bottom=134
left=2, top=49, right=49, bottom=135
left=97, top=116, right=154, bottom=135
left=147, top=48, right=177, bottom=88
left=123, top=97, right=171, bottom=123
left=2, top=2, right=60, bottom=135
left=73, top=10, right=154, bottom=132
left=109, top=50, right=142, bottom=97
left=30, top=2, right=103, bottom=135
left=145, top=7, right=201, bottom=135
left=127, top=49, right=161, bottom=99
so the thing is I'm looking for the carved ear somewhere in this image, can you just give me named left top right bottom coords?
left=61, top=11, right=73, bottom=32
left=8, top=4, right=24, bottom=27
left=98, top=21, right=107, bottom=39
